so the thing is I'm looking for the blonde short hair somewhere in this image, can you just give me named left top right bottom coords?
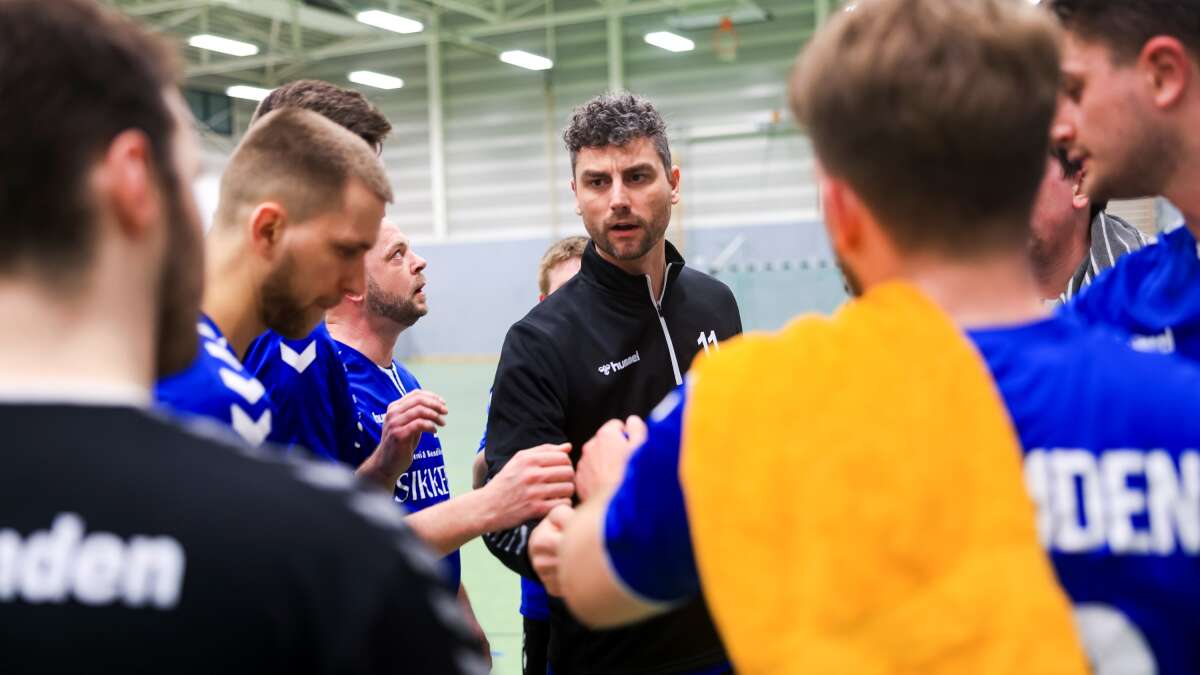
left=538, top=236, right=588, bottom=296
left=215, top=107, right=393, bottom=228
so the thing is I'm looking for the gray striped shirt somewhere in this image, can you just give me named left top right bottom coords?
left=1060, top=211, right=1148, bottom=303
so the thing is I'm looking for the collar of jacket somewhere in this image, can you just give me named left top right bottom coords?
left=580, top=238, right=687, bottom=303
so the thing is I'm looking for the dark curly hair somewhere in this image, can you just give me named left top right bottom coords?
left=562, top=92, right=672, bottom=176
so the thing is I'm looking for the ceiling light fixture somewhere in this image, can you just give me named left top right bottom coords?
left=188, top=34, right=259, bottom=57
left=356, top=9, right=424, bottom=34
left=499, top=50, right=553, bottom=71
left=349, top=70, right=405, bottom=90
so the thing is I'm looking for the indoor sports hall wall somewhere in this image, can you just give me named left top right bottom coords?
left=215, top=0, right=815, bottom=242
left=183, top=0, right=1178, bottom=359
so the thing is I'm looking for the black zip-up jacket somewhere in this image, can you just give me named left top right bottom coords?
left=484, top=240, right=742, bottom=674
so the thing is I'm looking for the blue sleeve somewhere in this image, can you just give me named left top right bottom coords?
left=476, top=396, right=490, bottom=455
left=602, top=385, right=700, bottom=604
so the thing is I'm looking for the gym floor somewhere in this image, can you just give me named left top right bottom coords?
left=407, top=359, right=523, bottom=675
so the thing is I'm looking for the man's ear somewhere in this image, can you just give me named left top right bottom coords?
left=101, top=129, right=161, bottom=241
left=669, top=165, right=681, bottom=205
left=1141, top=36, right=1191, bottom=110
left=821, top=177, right=864, bottom=257
left=570, top=179, right=582, bottom=215
left=248, top=202, right=286, bottom=255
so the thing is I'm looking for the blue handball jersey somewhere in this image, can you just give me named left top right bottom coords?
left=1069, top=224, right=1200, bottom=362
left=156, top=315, right=286, bottom=447
left=244, top=324, right=367, bottom=464
left=606, top=313, right=1200, bottom=675
left=336, top=340, right=460, bottom=590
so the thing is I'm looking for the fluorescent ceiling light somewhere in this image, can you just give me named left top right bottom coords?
left=225, top=85, right=272, bottom=102
left=356, top=9, right=424, bottom=34
left=349, top=70, right=404, bottom=90
left=500, top=50, right=553, bottom=71
left=644, top=31, right=695, bottom=53
left=188, top=34, right=258, bottom=57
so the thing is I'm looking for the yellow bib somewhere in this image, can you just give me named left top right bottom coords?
left=680, top=282, right=1086, bottom=675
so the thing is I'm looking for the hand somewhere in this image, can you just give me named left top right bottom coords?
left=357, top=391, right=447, bottom=490
left=576, top=416, right=647, bottom=502
left=480, top=443, right=574, bottom=531
left=529, top=504, right=574, bottom=596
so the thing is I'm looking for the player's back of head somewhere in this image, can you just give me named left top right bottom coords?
left=251, top=79, right=392, bottom=150
left=791, top=0, right=1061, bottom=257
left=538, top=235, right=588, bottom=297
left=0, top=0, right=180, bottom=290
left=214, top=107, right=393, bottom=229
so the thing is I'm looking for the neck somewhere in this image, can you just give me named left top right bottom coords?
left=0, top=280, right=154, bottom=397
left=1033, top=216, right=1091, bottom=300
left=1165, top=110, right=1200, bottom=236
left=898, top=249, right=1048, bottom=329
left=597, top=238, right=669, bottom=300
left=201, top=227, right=264, bottom=359
left=326, top=307, right=403, bottom=367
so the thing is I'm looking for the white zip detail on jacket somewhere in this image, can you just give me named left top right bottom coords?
left=646, top=266, right=684, bottom=386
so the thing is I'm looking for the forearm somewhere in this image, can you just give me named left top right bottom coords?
left=355, top=449, right=401, bottom=492
left=480, top=445, right=541, bottom=579
left=559, top=494, right=666, bottom=628
left=406, top=488, right=496, bottom=557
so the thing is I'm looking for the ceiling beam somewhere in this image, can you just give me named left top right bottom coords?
left=124, top=0, right=210, bottom=16
left=186, top=0, right=731, bottom=77
left=211, top=0, right=369, bottom=37
left=425, top=0, right=499, bottom=23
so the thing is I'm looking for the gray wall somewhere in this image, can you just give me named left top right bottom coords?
left=395, top=219, right=846, bottom=359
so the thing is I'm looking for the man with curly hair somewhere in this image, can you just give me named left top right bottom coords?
left=483, top=93, right=743, bottom=674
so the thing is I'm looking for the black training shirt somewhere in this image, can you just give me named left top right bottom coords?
left=484, top=240, right=742, bottom=674
left=0, top=403, right=483, bottom=675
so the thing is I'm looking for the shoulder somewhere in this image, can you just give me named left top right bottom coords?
left=677, top=266, right=735, bottom=300
left=987, top=315, right=1200, bottom=436
left=157, top=340, right=268, bottom=412
left=1072, top=228, right=1184, bottom=316
left=132, top=413, right=476, bottom=656
left=520, top=281, right=589, bottom=333
left=692, top=312, right=833, bottom=385
left=143, top=410, right=426, bottom=558
left=1079, top=324, right=1200, bottom=404
left=249, top=327, right=341, bottom=382
left=502, top=300, right=573, bottom=356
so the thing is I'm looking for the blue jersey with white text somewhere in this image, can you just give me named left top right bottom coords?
left=337, top=340, right=460, bottom=589
left=606, top=313, right=1200, bottom=675
left=156, top=315, right=287, bottom=447
left=244, top=324, right=367, bottom=463
left=1070, top=225, right=1200, bottom=362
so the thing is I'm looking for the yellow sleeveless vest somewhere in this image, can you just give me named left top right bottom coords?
left=679, top=282, right=1087, bottom=675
